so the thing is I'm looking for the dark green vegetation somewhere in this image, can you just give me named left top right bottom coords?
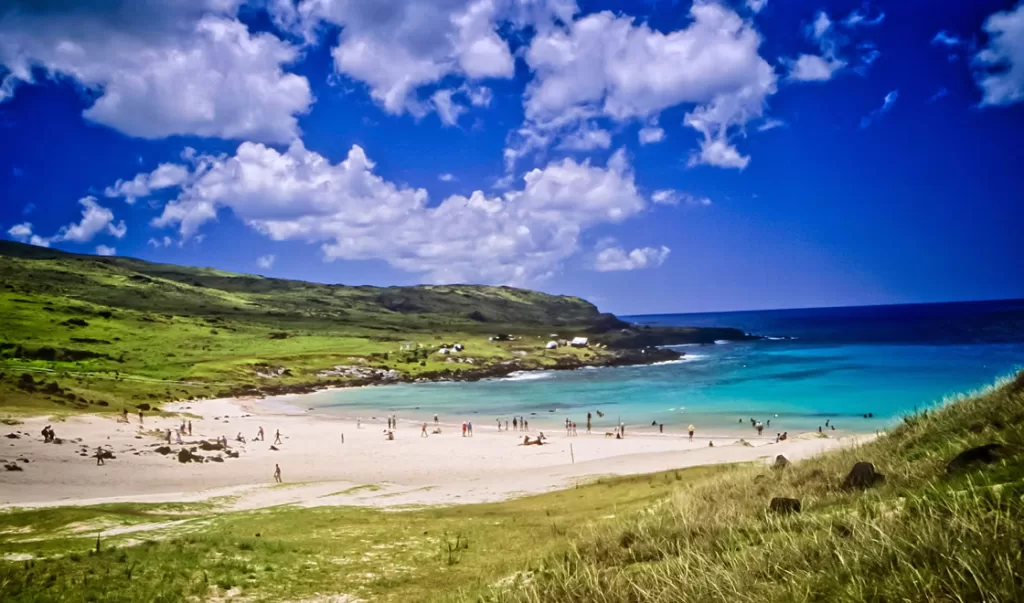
left=478, top=371, right=1024, bottom=603
left=0, top=242, right=740, bottom=415
left=0, top=465, right=735, bottom=602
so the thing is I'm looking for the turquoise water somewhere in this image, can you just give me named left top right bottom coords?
left=289, top=300, right=1024, bottom=435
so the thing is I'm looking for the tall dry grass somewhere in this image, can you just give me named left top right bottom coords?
left=478, top=371, right=1024, bottom=603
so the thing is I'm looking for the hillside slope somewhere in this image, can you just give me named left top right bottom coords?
left=0, top=241, right=607, bottom=330
left=0, top=242, right=742, bottom=414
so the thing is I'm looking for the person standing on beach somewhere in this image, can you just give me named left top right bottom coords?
left=138, top=409, right=143, bottom=424
left=468, top=421, right=474, bottom=436
left=688, top=424, right=695, bottom=442
left=95, top=447, right=105, bottom=466
left=505, top=419, right=509, bottom=431
left=121, top=408, right=128, bottom=423
left=166, top=429, right=172, bottom=444
left=462, top=422, right=467, bottom=437
left=524, top=419, right=528, bottom=431
left=256, top=426, right=264, bottom=441
left=659, top=424, right=664, bottom=434
left=421, top=423, right=429, bottom=438
left=274, top=429, right=282, bottom=445
left=512, top=417, right=517, bottom=431
left=434, top=414, right=439, bottom=425
left=273, top=464, right=282, bottom=483
left=188, top=421, right=192, bottom=436
left=586, top=412, right=592, bottom=434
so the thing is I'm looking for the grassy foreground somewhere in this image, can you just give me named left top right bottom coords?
left=0, top=466, right=735, bottom=602
left=476, top=371, right=1024, bottom=603
left=1, top=373, right=1022, bottom=602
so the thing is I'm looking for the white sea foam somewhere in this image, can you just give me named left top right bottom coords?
left=500, top=371, right=554, bottom=382
left=651, top=353, right=707, bottom=366
left=714, top=339, right=730, bottom=344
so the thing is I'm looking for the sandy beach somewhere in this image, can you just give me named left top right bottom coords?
left=1, top=396, right=875, bottom=511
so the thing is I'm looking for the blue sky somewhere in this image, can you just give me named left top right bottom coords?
left=1, top=0, right=1022, bottom=314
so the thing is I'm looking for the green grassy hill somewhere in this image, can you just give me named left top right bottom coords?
left=1, top=373, right=1020, bottom=602
left=0, top=241, right=623, bottom=414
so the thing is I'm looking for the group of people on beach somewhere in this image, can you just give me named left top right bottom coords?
left=497, top=416, right=529, bottom=431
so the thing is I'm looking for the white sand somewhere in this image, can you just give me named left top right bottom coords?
left=0, top=397, right=875, bottom=511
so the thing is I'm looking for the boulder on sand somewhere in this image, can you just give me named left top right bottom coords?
left=154, top=446, right=173, bottom=455
left=177, top=448, right=204, bottom=463
left=946, top=443, right=1006, bottom=474
left=769, top=497, right=801, bottom=514
left=5, top=463, right=23, bottom=471
left=199, top=440, right=224, bottom=451
left=841, top=462, right=885, bottom=490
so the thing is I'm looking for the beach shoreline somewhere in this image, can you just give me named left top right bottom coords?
left=0, top=391, right=877, bottom=511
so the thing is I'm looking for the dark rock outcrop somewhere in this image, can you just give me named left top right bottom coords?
left=772, top=455, right=790, bottom=470
left=841, top=462, right=885, bottom=490
left=198, top=440, right=224, bottom=451
left=769, top=497, right=801, bottom=514
left=946, top=443, right=1006, bottom=474
left=177, top=448, right=203, bottom=463
left=4, top=463, right=23, bottom=471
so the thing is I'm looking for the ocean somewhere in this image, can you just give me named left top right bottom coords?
left=284, top=299, right=1024, bottom=436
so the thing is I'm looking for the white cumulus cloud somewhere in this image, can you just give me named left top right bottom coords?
left=95, top=245, right=116, bottom=256
left=257, top=254, right=276, bottom=270
left=593, top=245, right=671, bottom=272
left=973, top=1, right=1024, bottom=106
left=638, top=125, right=666, bottom=145
left=513, top=2, right=777, bottom=170
left=145, top=141, right=651, bottom=285
left=296, top=0, right=531, bottom=118
left=106, top=163, right=190, bottom=204
left=8, top=198, right=124, bottom=247
left=0, top=1, right=312, bottom=143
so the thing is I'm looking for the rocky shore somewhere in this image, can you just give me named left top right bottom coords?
left=212, top=345, right=687, bottom=400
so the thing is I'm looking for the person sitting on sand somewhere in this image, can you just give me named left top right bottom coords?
left=273, top=463, right=282, bottom=483
left=41, top=425, right=50, bottom=443
left=384, top=430, right=395, bottom=441
left=273, top=429, right=282, bottom=445
left=236, top=432, right=246, bottom=443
